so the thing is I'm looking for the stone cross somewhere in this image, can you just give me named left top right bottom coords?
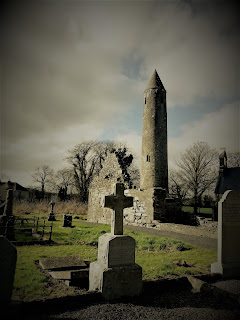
left=50, top=201, right=55, bottom=213
left=48, top=200, right=56, bottom=221
left=104, top=183, right=133, bottom=235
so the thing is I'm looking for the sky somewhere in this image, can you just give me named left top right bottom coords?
left=1, top=0, right=240, bottom=187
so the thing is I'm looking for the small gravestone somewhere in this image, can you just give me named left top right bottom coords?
left=211, top=190, right=240, bottom=277
left=0, top=236, right=17, bottom=306
left=48, top=201, right=56, bottom=221
left=62, top=214, right=72, bottom=227
left=89, top=183, right=142, bottom=300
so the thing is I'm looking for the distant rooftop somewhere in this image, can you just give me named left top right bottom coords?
left=215, top=167, right=240, bottom=195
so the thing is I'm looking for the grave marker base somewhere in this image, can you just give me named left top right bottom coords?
left=89, top=261, right=142, bottom=300
left=211, top=261, right=240, bottom=278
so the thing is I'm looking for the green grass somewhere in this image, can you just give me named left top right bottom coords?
left=182, top=206, right=213, bottom=214
left=12, top=213, right=217, bottom=302
left=14, top=244, right=97, bottom=301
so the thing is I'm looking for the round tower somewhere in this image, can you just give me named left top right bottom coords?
left=140, top=70, right=168, bottom=190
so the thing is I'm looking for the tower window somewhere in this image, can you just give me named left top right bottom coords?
left=146, top=155, right=150, bottom=162
left=145, top=97, right=146, bottom=104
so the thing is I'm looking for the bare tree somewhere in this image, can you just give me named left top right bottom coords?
left=176, top=141, right=218, bottom=214
left=54, top=168, right=75, bottom=200
left=128, top=163, right=140, bottom=188
left=67, top=141, right=105, bottom=203
left=169, top=169, right=189, bottom=205
left=32, top=165, right=54, bottom=198
left=55, top=168, right=74, bottom=189
left=227, top=152, right=240, bottom=167
left=67, top=140, right=137, bottom=203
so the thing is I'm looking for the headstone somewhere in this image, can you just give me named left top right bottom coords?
left=0, top=236, right=17, bottom=306
left=3, top=189, right=13, bottom=217
left=89, top=183, right=142, bottom=300
left=48, top=201, right=56, bottom=221
left=62, top=214, right=72, bottom=227
left=211, top=190, right=240, bottom=277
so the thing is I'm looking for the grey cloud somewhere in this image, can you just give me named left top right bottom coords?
left=1, top=0, right=239, bottom=186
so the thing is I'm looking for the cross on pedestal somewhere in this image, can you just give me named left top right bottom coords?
left=104, top=183, right=133, bottom=235
left=50, top=201, right=55, bottom=213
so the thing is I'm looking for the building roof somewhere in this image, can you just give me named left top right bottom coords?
left=0, top=181, right=28, bottom=192
left=215, top=167, right=240, bottom=195
left=0, top=181, right=29, bottom=201
left=145, top=69, right=165, bottom=91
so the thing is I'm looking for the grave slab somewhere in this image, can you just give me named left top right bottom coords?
left=39, top=255, right=87, bottom=271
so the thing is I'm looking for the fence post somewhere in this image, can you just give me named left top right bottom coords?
left=4, top=220, right=9, bottom=238
left=49, top=221, right=53, bottom=241
left=36, top=217, right=39, bottom=232
left=42, top=219, right=46, bottom=240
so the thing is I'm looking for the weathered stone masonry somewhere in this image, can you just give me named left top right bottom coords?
left=140, top=70, right=168, bottom=191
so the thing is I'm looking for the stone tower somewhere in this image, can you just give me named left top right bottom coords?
left=140, top=70, right=168, bottom=191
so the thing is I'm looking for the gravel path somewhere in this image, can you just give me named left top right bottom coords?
left=19, top=279, right=237, bottom=320
left=124, top=224, right=217, bottom=251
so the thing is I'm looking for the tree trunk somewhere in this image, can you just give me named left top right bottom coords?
left=41, top=184, right=45, bottom=200
left=193, top=190, right=198, bottom=215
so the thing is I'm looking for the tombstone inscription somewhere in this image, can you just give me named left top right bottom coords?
left=89, top=183, right=142, bottom=300
left=211, top=190, right=240, bottom=277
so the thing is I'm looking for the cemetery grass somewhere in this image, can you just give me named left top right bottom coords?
left=182, top=206, right=212, bottom=214
left=13, top=214, right=217, bottom=302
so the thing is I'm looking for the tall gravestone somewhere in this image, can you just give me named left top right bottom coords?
left=0, top=236, right=17, bottom=306
left=89, top=183, right=142, bottom=300
left=211, top=190, right=240, bottom=277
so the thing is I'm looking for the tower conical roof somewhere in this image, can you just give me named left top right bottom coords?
left=145, top=69, right=165, bottom=90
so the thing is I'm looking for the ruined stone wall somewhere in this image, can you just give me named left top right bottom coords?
left=87, top=153, right=125, bottom=224
left=88, top=183, right=115, bottom=224
left=124, top=188, right=172, bottom=226
left=140, top=87, right=168, bottom=190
